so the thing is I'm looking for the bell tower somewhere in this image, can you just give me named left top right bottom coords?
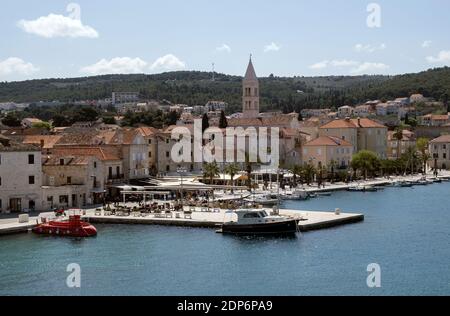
left=242, top=56, right=260, bottom=118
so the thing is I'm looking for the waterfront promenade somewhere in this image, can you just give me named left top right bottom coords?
left=1, top=171, right=448, bottom=237
left=84, top=207, right=364, bottom=232
left=0, top=206, right=364, bottom=235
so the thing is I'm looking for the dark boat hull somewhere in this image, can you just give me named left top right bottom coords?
left=220, top=219, right=299, bottom=235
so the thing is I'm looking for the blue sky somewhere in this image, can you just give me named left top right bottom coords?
left=1, top=0, right=450, bottom=81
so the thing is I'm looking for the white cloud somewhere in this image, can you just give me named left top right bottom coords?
left=422, top=40, right=432, bottom=48
left=350, top=62, right=390, bottom=74
left=309, top=59, right=358, bottom=69
left=330, top=60, right=359, bottom=67
left=426, top=50, right=450, bottom=64
left=80, top=54, right=186, bottom=75
left=264, top=42, right=281, bottom=52
left=309, top=60, right=329, bottom=69
left=309, top=59, right=389, bottom=74
left=80, top=57, right=148, bottom=75
left=354, top=43, right=386, bottom=53
left=216, top=44, right=231, bottom=53
left=18, top=14, right=99, bottom=38
left=0, top=57, right=39, bottom=77
left=150, top=54, right=186, bottom=71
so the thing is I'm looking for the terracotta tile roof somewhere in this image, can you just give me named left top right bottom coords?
left=320, top=119, right=358, bottom=129
left=353, top=118, right=386, bottom=128
left=55, top=132, right=102, bottom=146
left=431, top=115, right=449, bottom=120
left=0, top=136, right=41, bottom=152
left=2, top=127, right=49, bottom=136
left=136, top=126, right=159, bottom=137
left=261, top=116, right=295, bottom=125
left=97, top=131, right=117, bottom=144
left=280, top=128, right=298, bottom=137
left=122, top=129, right=139, bottom=144
left=228, top=118, right=264, bottom=127
left=52, top=146, right=121, bottom=161
left=23, top=135, right=62, bottom=149
left=304, top=136, right=353, bottom=147
left=320, top=118, right=385, bottom=129
left=43, top=156, right=90, bottom=166
left=430, top=135, right=450, bottom=143
left=162, top=125, right=195, bottom=134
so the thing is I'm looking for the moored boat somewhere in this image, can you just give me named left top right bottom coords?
left=396, top=181, right=413, bottom=187
left=33, top=213, right=97, bottom=238
left=218, top=209, right=299, bottom=235
left=348, top=185, right=377, bottom=192
left=244, top=194, right=279, bottom=206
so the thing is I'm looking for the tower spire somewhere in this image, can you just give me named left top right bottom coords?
left=242, top=57, right=260, bottom=118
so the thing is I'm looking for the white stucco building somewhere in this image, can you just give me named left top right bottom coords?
left=0, top=137, right=43, bottom=213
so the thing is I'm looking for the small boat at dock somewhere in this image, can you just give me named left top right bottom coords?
left=33, top=212, right=97, bottom=238
left=281, top=190, right=310, bottom=200
left=218, top=209, right=299, bottom=236
left=316, top=192, right=332, bottom=197
left=244, top=194, right=279, bottom=206
left=348, top=185, right=377, bottom=192
left=396, top=181, right=413, bottom=187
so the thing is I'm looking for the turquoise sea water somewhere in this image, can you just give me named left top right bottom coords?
left=1, top=182, right=450, bottom=296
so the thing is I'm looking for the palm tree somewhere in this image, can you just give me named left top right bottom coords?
left=329, top=159, right=337, bottom=183
left=290, top=165, right=303, bottom=187
left=416, top=138, right=430, bottom=174
left=224, top=163, right=240, bottom=192
left=393, top=127, right=405, bottom=160
left=317, top=163, right=328, bottom=187
left=303, top=163, right=316, bottom=185
left=203, top=162, right=220, bottom=185
left=244, top=153, right=259, bottom=190
left=401, top=146, right=419, bottom=175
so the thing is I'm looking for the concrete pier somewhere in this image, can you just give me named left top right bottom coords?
left=0, top=218, right=38, bottom=236
left=0, top=208, right=363, bottom=236
left=84, top=208, right=364, bottom=233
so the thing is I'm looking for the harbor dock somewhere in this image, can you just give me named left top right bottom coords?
left=0, top=208, right=364, bottom=236
left=84, top=208, right=364, bottom=232
left=0, top=217, right=39, bottom=236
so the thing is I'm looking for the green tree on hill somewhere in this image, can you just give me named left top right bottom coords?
left=1, top=112, right=21, bottom=127
left=32, top=121, right=52, bottom=130
left=219, top=111, right=228, bottom=129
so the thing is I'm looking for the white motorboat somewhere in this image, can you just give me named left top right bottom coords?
left=244, top=193, right=279, bottom=206
left=281, top=190, right=309, bottom=201
left=347, top=184, right=377, bottom=192
left=218, top=209, right=299, bottom=235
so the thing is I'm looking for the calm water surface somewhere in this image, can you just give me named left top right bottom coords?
left=1, top=183, right=450, bottom=296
